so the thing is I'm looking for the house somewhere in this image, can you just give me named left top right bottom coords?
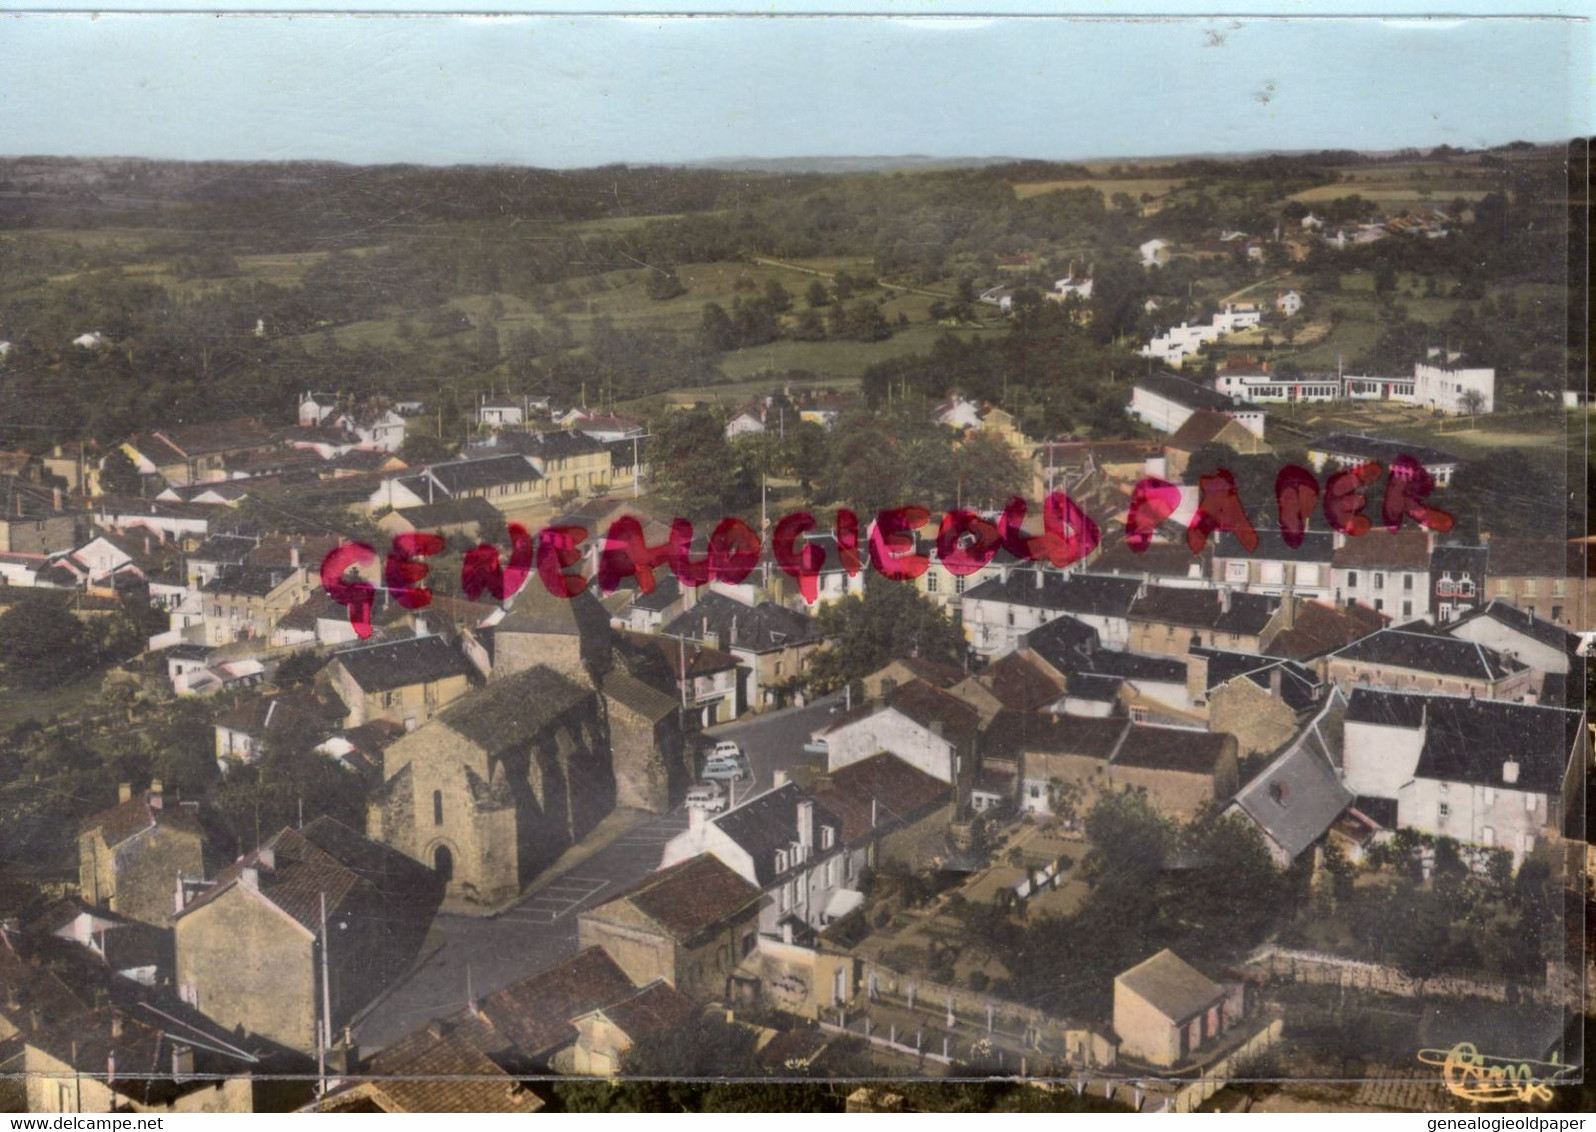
left=574, top=414, right=644, bottom=444
left=1211, top=528, right=1335, bottom=602
left=1261, top=599, right=1387, bottom=662
left=367, top=666, right=610, bottom=908
left=329, top=404, right=407, bottom=453
left=725, top=406, right=767, bottom=439
left=1326, top=624, right=1536, bottom=701
left=1429, top=544, right=1490, bottom=624
left=808, top=752, right=955, bottom=872
left=1114, top=949, right=1229, bottom=1069
left=1164, top=410, right=1272, bottom=477
left=948, top=649, right=1068, bottom=722
left=1139, top=323, right=1221, bottom=368
left=0, top=933, right=90, bottom=1053
left=120, top=421, right=275, bottom=487
left=1341, top=688, right=1584, bottom=864
left=1129, top=372, right=1266, bottom=440
left=425, top=454, right=545, bottom=511
left=510, top=429, right=613, bottom=500
left=1050, top=273, right=1094, bottom=301
left=199, top=564, right=311, bottom=646
left=615, top=629, right=744, bottom=728
left=986, top=711, right=1131, bottom=817
left=28, top=899, right=171, bottom=987
left=1212, top=367, right=1347, bottom=404
left=1022, top=615, right=1192, bottom=720
left=298, top=392, right=341, bottom=427
left=597, top=668, right=686, bottom=812
left=324, top=632, right=477, bottom=729
left=1192, top=646, right=1324, bottom=757
left=173, top=817, right=443, bottom=1056
left=1086, top=538, right=1209, bottom=590
left=71, top=332, right=106, bottom=350
left=961, top=569, right=1142, bottom=656
left=577, top=853, right=764, bottom=1002
left=476, top=399, right=526, bottom=429
left=1139, top=239, right=1172, bottom=268
left=1126, top=585, right=1279, bottom=657
left=822, top=678, right=981, bottom=790
left=376, top=497, right=503, bottom=542
left=1412, top=353, right=1495, bottom=415
left=1275, top=290, right=1303, bottom=317
left=1484, top=539, right=1584, bottom=629
left=1111, top=725, right=1239, bottom=819
left=212, top=690, right=345, bottom=767
left=78, top=784, right=210, bottom=929
left=660, top=782, right=854, bottom=938
left=1211, top=302, right=1262, bottom=333
left=319, top=1017, right=544, bottom=1113
left=570, top=980, right=698, bottom=1076
left=1331, top=528, right=1433, bottom=621
left=24, top=1006, right=259, bottom=1114
left=774, top=532, right=866, bottom=606
left=1442, top=599, right=1579, bottom=693
left=860, top=655, right=968, bottom=700
left=931, top=396, right=985, bottom=431
left=663, top=591, right=823, bottom=709
left=1305, top=433, right=1462, bottom=487
left=0, top=479, right=76, bottom=554
left=1223, top=687, right=1352, bottom=867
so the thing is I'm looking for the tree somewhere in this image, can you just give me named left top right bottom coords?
left=0, top=596, right=101, bottom=692
left=98, top=447, right=143, bottom=496
left=805, top=584, right=966, bottom=693
left=762, top=278, right=792, bottom=312
left=953, top=432, right=1029, bottom=511
left=399, top=433, right=453, bottom=464
left=644, top=266, right=687, bottom=301
left=791, top=307, right=826, bottom=341
left=696, top=303, right=739, bottom=353
left=648, top=407, right=747, bottom=520
left=805, top=280, right=831, bottom=308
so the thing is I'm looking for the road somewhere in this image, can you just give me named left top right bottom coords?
left=350, top=695, right=847, bottom=1050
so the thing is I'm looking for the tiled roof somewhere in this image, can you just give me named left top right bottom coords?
left=79, top=791, right=204, bottom=849
left=868, top=655, right=969, bottom=689
left=810, top=753, right=951, bottom=844
left=590, top=980, right=697, bottom=1040
left=354, top=1018, right=543, bottom=1113
left=1167, top=408, right=1242, bottom=451
left=1430, top=544, right=1489, bottom=576
left=1112, top=725, right=1231, bottom=774
left=975, top=651, right=1066, bottom=711
left=1088, top=540, right=1208, bottom=581
left=599, top=854, right=762, bottom=942
left=1194, top=647, right=1322, bottom=713
left=1346, top=688, right=1580, bottom=794
left=1331, top=529, right=1430, bottom=570
left=213, top=688, right=343, bottom=735
left=201, top=563, right=299, bottom=597
left=426, top=455, right=541, bottom=495
left=437, top=666, right=591, bottom=754
left=1264, top=600, right=1387, bottom=660
left=983, top=711, right=1128, bottom=762
left=825, top=679, right=981, bottom=751
left=477, top=946, right=637, bottom=1059
left=1116, top=949, right=1224, bottom=1024
left=1331, top=626, right=1522, bottom=681
left=503, top=429, right=606, bottom=460
left=599, top=669, right=679, bottom=723
left=384, top=498, right=501, bottom=530
left=331, top=634, right=474, bottom=693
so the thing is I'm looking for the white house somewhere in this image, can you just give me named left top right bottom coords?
left=725, top=407, right=767, bottom=439
left=476, top=400, right=526, bottom=429
left=1442, top=599, right=1578, bottom=679
left=1051, top=274, right=1094, bottom=302
left=1139, top=239, right=1172, bottom=268
left=298, top=392, right=340, bottom=427
left=331, top=405, right=407, bottom=453
left=821, top=679, right=980, bottom=786
left=931, top=397, right=985, bottom=431
left=72, top=332, right=106, bottom=350
left=1342, top=688, right=1583, bottom=865
left=1129, top=372, right=1266, bottom=440
left=960, top=570, right=1143, bottom=656
left=1412, top=352, right=1495, bottom=415
left=1211, top=303, right=1262, bottom=334
left=1275, top=291, right=1304, bottom=317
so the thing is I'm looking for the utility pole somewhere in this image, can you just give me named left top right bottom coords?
left=319, top=891, right=333, bottom=1096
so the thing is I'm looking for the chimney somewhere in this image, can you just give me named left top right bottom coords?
left=773, top=769, right=789, bottom=788
left=688, top=804, right=706, bottom=831
left=797, top=799, right=815, bottom=850
left=107, top=1050, right=116, bottom=1082
left=414, top=615, right=429, bottom=638
left=240, top=866, right=259, bottom=892
left=118, top=783, right=132, bottom=804
left=870, top=798, right=879, bottom=829
left=1034, top=568, right=1045, bottom=591
left=171, top=1043, right=194, bottom=1081
left=1502, top=760, right=1520, bottom=785
left=53, top=487, right=63, bottom=511
left=1280, top=593, right=1296, bottom=630
left=1185, top=651, right=1210, bottom=704
left=110, top=1012, right=123, bottom=1039
left=257, top=847, right=275, bottom=871
left=1269, top=666, right=1283, bottom=698
left=1218, top=587, right=1232, bottom=614
left=290, top=545, right=300, bottom=568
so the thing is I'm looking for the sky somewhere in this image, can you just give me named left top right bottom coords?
left=0, top=10, right=1587, bottom=167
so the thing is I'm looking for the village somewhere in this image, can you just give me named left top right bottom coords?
left=0, top=134, right=1585, bottom=1114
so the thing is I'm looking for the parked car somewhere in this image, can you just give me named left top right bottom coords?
left=802, top=736, right=829, bottom=756
left=685, top=780, right=728, bottom=812
left=711, top=740, right=743, bottom=760
left=702, top=752, right=750, bottom=781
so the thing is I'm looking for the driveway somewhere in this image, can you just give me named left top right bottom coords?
left=702, top=690, right=848, bottom=794
left=351, top=808, right=688, bottom=1050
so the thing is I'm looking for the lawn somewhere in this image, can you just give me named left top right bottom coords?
left=1011, top=178, right=1183, bottom=202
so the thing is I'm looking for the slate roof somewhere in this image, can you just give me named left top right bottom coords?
left=1308, top=433, right=1460, bottom=469
left=1021, top=614, right=1103, bottom=667
left=79, top=791, right=205, bottom=849
left=201, top=563, right=299, bottom=597
left=330, top=634, right=474, bottom=692
left=597, top=854, right=762, bottom=942
left=213, top=688, right=344, bottom=737
left=976, top=651, right=1067, bottom=711
left=1430, top=543, right=1489, bottom=578
left=1075, top=648, right=1188, bottom=685
left=663, top=591, right=821, bottom=654
left=474, top=946, right=638, bottom=1061
left=1265, top=600, right=1388, bottom=660
left=710, top=782, right=844, bottom=887
left=629, top=572, right=683, bottom=613
left=1229, top=696, right=1353, bottom=860
left=824, top=679, right=982, bottom=752
left=982, top=711, right=1128, bottom=762
left=1193, top=646, right=1322, bottom=713
left=1446, top=599, right=1579, bottom=656
left=504, top=429, right=607, bottom=460
left=1347, top=688, right=1581, bottom=794
left=810, top=753, right=951, bottom=844
left=1487, top=538, right=1584, bottom=578
left=1088, top=540, right=1208, bottom=582
left=1065, top=673, right=1125, bottom=702
left=1112, top=726, right=1231, bottom=774
left=426, top=455, right=541, bottom=495
left=1210, top=527, right=1336, bottom=564
left=1330, top=626, right=1523, bottom=681
left=870, top=655, right=970, bottom=689
left=1116, top=949, right=1224, bottom=1024
left=1128, top=586, right=1276, bottom=636
left=1136, top=371, right=1262, bottom=414
left=437, top=666, right=591, bottom=753
left=385, top=497, right=502, bottom=530
left=1331, top=529, right=1431, bottom=570
left=599, top=669, right=679, bottom=723
left=1167, top=408, right=1244, bottom=451
left=188, top=533, right=259, bottom=565
left=963, top=570, right=1143, bottom=617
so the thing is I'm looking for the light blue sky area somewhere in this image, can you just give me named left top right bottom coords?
left=0, top=12, right=1586, bottom=166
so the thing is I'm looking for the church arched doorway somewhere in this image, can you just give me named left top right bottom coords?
left=433, top=844, right=454, bottom=883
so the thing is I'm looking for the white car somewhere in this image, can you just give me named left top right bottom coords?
left=685, top=780, right=728, bottom=812
left=711, top=740, right=743, bottom=760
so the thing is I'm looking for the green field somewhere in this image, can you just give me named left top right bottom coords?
left=1012, top=177, right=1183, bottom=202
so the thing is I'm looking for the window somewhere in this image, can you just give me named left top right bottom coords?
left=778, top=884, right=790, bottom=913
left=1006, top=610, right=1016, bottom=627
left=821, top=825, right=835, bottom=850
left=1523, top=580, right=1539, bottom=597
left=1374, top=599, right=1384, bottom=612
left=825, top=858, right=837, bottom=886
left=1552, top=605, right=1564, bottom=622
left=1438, top=802, right=1450, bottom=821
left=1296, top=564, right=1320, bottom=587
left=954, top=575, right=966, bottom=595
left=1029, top=784, right=1041, bottom=799
left=1482, top=787, right=1494, bottom=806
left=775, top=849, right=788, bottom=873
left=1260, top=562, right=1284, bottom=586
left=1225, top=561, right=1249, bottom=583
left=926, top=572, right=939, bottom=593
left=1347, top=571, right=1359, bottom=587
left=1403, top=574, right=1414, bottom=591
left=433, top=790, right=444, bottom=826
left=1525, top=794, right=1537, bottom=812
left=1402, top=601, right=1412, bottom=618
left=1373, top=572, right=1384, bottom=590
left=1438, top=603, right=1454, bottom=622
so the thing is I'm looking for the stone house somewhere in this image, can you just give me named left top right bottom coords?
left=1223, top=689, right=1352, bottom=867
left=324, top=632, right=476, bottom=729
left=961, top=569, right=1142, bottom=656
left=983, top=711, right=1130, bottom=818
left=822, top=678, right=981, bottom=792
left=1109, top=725, right=1239, bottom=820
left=1331, top=528, right=1433, bottom=622
left=1164, top=409, right=1272, bottom=479
left=1484, top=539, right=1586, bottom=629
left=569, top=981, right=698, bottom=1076
left=1209, top=528, right=1335, bottom=603
left=578, top=853, right=763, bottom=1002
left=1113, top=949, right=1229, bottom=1069
left=1325, top=625, right=1538, bottom=701
left=368, top=666, right=611, bottom=909
left=809, top=752, right=956, bottom=872
left=78, top=784, right=210, bottom=929
left=1190, top=647, right=1324, bottom=759
left=319, top=1019, right=544, bottom=1113
left=1443, top=599, right=1580, bottom=681
left=462, top=946, right=640, bottom=1074
left=860, top=656, right=967, bottom=701
left=172, top=817, right=442, bottom=1056
left=212, top=689, right=344, bottom=766
left=1126, top=585, right=1279, bottom=657
left=599, top=669, right=686, bottom=812
left=1260, top=599, right=1387, bottom=664
left=0, top=478, right=76, bottom=555
left=664, top=590, right=824, bottom=709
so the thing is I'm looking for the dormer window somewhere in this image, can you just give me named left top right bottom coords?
left=821, top=826, right=835, bottom=850
left=775, top=849, right=789, bottom=873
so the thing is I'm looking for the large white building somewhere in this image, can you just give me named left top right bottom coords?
left=1130, top=372, right=1266, bottom=439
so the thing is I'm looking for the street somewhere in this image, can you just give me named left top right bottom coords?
left=349, top=693, right=846, bottom=1051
